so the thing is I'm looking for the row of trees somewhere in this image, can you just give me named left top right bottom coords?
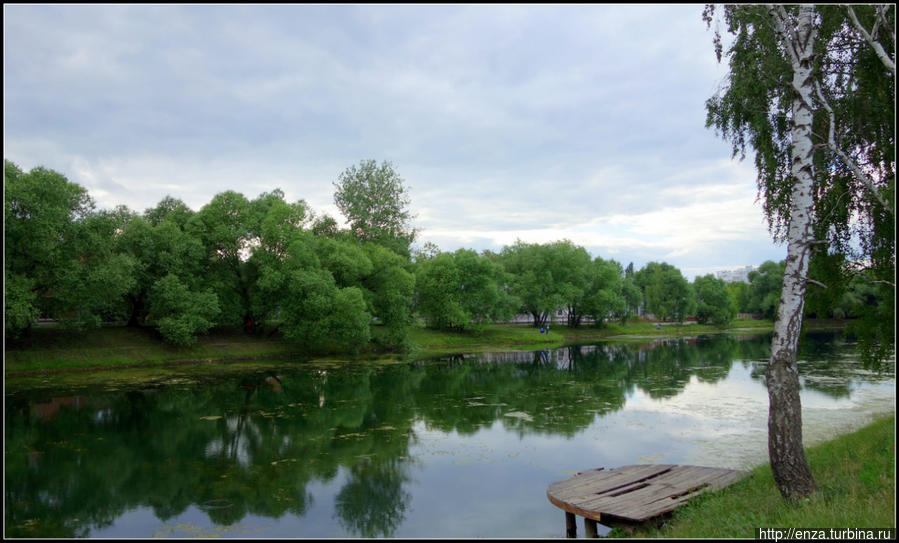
left=5, top=159, right=416, bottom=351
left=4, top=157, right=748, bottom=348
left=4, top=157, right=889, bottom=350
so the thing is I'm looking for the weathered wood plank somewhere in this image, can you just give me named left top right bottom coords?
left=549, top=465, right=673, bottom=500
left=547, top=464, right=748, bottom=523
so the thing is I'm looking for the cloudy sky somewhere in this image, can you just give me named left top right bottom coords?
left=3, top=3, right=784, bottom=279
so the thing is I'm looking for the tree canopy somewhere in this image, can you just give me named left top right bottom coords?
left=635, top=262, right=696, bottom=323
left=333, top=160, right=416, bottom=256
left=705, top=3, right=895, bottom=359
left=693, top=274, right=737, bottom=327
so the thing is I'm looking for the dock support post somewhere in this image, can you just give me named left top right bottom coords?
left=565, top=512, right=577, bottom=537
left=584, top=518, right=598, bottom=538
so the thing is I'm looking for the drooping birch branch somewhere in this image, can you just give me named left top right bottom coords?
left=813, top=80, right=895, bottom=215
left=846, top=5, right=896, bottom=75
left=848, top=262, right=897, bottom=288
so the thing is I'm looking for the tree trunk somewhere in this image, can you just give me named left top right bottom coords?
left=127, top=293, right=144, bottom=327
left=766, top=3, right=818, bottom=501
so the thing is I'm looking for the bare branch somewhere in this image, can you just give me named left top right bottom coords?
left=846, top=5, right=896, bottom=75
left=806, top=278, right=828, bottom=289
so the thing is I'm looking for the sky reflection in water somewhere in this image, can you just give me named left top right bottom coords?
left=4, top=332, right=894, bottom=538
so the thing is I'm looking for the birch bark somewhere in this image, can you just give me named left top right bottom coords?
left=765, top=3, right=818, bottom=500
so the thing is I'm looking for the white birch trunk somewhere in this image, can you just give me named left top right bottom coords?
left=766, top=3, right=818, bottom=500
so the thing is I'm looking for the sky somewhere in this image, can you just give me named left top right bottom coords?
left=3, top=3, right=786, bottom=280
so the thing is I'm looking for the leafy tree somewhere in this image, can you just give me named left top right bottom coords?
left=314, top=237, right=374, bottom=289
left=148, top=274, right=220, bottom=346
left=305, top=237, right=415, bottom=347
left=500, top=240, right=592, bottom=328
left=310, top=213, right=340, bottom=238
left=411, top=241, right=441, bottom=263
left=547, top=243, right=597, bottom=328
left=248, top=193, right=315, bottom=330
left=144, top=195, right=195, bottom=229
left=414, top=249, right=517, bottom=330
left=252, top=189, right=311, bottom=260
left=4, top=271, right=39, bottom=338
left=188, top=190, right=255, bottom=328
left=704, top=3, right=894, bottom=499
left=725, top=280, right=751, bottom=314
left=117, top=205, right=208, bottom=330
left=53, top=208, right=138, bottom=329
left=634, top=262, right=696, bottom=323
left=414, top=252, right=466, bottom=329
left=333, top=160, right=416, bottom=256
left=280, top=267, right=371, bottom=352
left=579, top=258, right=626, bottom=328
left=4, top=161, right=135, bottom=334
left=693, top=274, right=737, bottom=327
left=361, top=243, right=415, bottom=347
left=254, top=231, right=371, bottom=352
left=746, top=260, right=785, bottom=320
left=613, top=275, right=643, bottom=324
left=189, top=189, right=311, bottom=332
left=5, top=161, right=89, bottom=336
left=624, top=262, right=635, bottom=278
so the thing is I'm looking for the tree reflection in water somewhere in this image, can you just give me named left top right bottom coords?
left=4, top=332, right=892, bottom=537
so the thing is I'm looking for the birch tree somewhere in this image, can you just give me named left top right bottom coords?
left=704, top=3, right=895, bottom=500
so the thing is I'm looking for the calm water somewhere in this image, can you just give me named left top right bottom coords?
left=4, top=332, right=895, bottom=538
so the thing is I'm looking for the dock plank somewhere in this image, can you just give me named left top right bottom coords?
left=547, top=464, right=747, bottom=523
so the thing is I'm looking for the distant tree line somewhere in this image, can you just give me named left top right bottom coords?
left=5, top=158, right=888, bottom=349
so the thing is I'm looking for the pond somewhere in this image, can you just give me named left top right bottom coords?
left=4, top=332, right=895, bottom=538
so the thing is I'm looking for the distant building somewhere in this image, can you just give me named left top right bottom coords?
left=716, top=266, right=756, bottom=284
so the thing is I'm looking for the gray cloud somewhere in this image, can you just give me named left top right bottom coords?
left=3, top=4, right=783, bottom=279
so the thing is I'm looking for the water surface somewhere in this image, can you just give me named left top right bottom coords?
left=4, top=332, right=894, bottom=538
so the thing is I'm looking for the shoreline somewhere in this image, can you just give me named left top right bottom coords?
left=4, top=319, right=852, bottom=383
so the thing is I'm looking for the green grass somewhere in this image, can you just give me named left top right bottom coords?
left=619, top=414, right=896, bottom=538
left=4, top=318, right=848, bottom=375
left=4, top=325, right=305, bottom=374
left=559, top=317, right=774, bottom=341
left=406, top=322, right=565, bottom=354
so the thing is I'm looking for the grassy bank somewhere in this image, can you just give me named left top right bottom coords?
left=3, top=323, right=569, bottom=375
left=5, top=318, right=850, bottom=376
left=4, top=326, right=307, bottom=374
left=620, top=414, right=896, bottom=538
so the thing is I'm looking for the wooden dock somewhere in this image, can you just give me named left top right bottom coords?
left=546, top=464, right=747, bottom=537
